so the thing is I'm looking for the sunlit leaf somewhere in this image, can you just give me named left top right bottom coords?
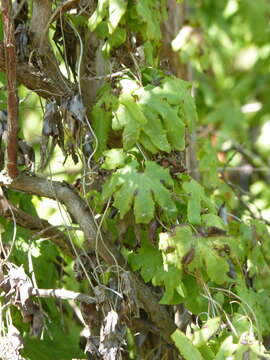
left=171, top=330, right=204, bottom=360
left=102, top=160, right=177, bottom=223
left=192, top=317, right=221, bottom=347
left=108, top=0, right=127, bottom=34
left=88, top=0, right=109, bottom=31
left=201, top=214, right=226, bottom=230
left=102, top=148, right=126, bottom=169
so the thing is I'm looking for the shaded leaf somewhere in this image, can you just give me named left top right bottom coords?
left=155, top=265, right=184, bottom=304
left=92, top=107, right=112, bottom=158
left=92, top=85, right=118, bottom=158
left=198, top=140, right=219, bottom=187
left=136, top=0, right=162, bottom=40
left=128, top=239, right=163, bottom=282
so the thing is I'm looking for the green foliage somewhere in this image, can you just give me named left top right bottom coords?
left=129, top=236, right=163, bottom=282
left=2, top=0, right=270, bottom=358
left=182, top=178, right=215, bottom=225
left=102, top=160, right=177, bottom=223
left=109, top=75, right=196, bottom=153
left=23, top=332, right=85, bottom=360
left=172, top=330, right=204, bottom=360
left=102, top=148, right=126, bottom=169
left=92, top=84, right=118, bottom=158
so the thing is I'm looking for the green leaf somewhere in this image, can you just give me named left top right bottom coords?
left=198, top=344, right=215, bottom=359
left=128, top=239, right=163, bottom=282
left=157, top=265, right=184, bottom=304
left=192, top=317, right=221, bottom=347
left=181, top=90, right=198, bottom=132
left=159, top=226, right=194, bottom=270
left=133, top=181, right=155, bottom=223
left=214, top=336, right=236, bottom=360
left=150, top=78, right=197, bottom=131
left=137, top=88, right=185, bottom=150
left=199, top=140, right=219, bottom=188
left=113, top=75, right=196, bottom=153
left=201, top=246, right=229, bottom=284
left=23, top=333, right=85, bottom=360
left=136, top=0, right=162, bottom=40
left=92, top=84, right=118, bottom=158
left=88, top=0, right=109, bottom=31
left=108, top=0, right=127, bottom=34
left=144, top=40, right=154, bottom=66
left=182, top=178, right=215, bottom=225
left=92, top=106, right=112, bottom=158
left=182, top=179, right=204, bottom=225
left=151, top=77, right=191, bottom=105
left=102, top=148, right=126, bottom=169
left=201, top=214, right=226, bottom=230
left=140, top=105, right=171, bottom=152
left=182, top=275, right=206, bottom=314
left=102, top=160, right=177, bottom=223
left=140, top=132, right=159, bottom=153
left=119, top=94, right=148, bottom=124
left=103, top=27, right=126, bottom=54
left=113, top=93, right=148, bottom=149
left=171, top=330, right=204, bottom=360
left=112, top=103, right=141, bottom=149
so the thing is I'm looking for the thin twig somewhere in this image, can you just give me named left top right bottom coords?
left=2, top=0, right=19, bottom=178
left=31, top=287, right=96, bottom=305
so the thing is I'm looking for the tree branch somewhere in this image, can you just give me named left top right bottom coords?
left=0, top=42, right=74, bottom=103
left=2, top=0, right=19, bottom=178
left=0, top=173, right=176, bottom=345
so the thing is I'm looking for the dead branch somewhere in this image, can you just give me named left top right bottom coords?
left=0, top=172, right=176, bottom=345
left=0, top=42, right=74, bottom=103
left=2, top=0, right=19, bottom=178
left=31, top=287, right=96, bottom=304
